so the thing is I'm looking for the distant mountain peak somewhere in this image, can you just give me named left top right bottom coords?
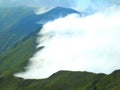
left=36, top=7, right=80, bottom=24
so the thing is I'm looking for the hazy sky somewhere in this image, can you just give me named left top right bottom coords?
left=0, top=0, right=114, bottom=10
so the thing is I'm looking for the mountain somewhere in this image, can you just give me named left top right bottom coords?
left=0, top=7, right=80, bottom=77
left=0, top=7, right=79, bottom=54
left=36, top=7, right=80, bottom=24
left=0, top=6, right=120, bottom=90
left=0, top=70, right=120, bottom=90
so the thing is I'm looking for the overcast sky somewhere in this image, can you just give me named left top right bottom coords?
left=0, top=0, right=90, bottom=8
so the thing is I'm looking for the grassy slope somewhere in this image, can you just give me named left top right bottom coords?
left=0, top=70, right=120, bottom=90
left=0, top=35, right=37, bottom=77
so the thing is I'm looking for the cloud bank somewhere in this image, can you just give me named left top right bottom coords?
left=14, top=5, right=120, bottom=79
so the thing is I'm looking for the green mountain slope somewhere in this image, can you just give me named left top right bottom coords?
left=0, top=70, right=120, bottom=90
left=0, top=34, right=37, bottom=77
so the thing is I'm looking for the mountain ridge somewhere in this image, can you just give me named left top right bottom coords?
left=0, top=69, right=120, bottom=90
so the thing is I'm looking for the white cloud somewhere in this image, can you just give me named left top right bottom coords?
left=14, top=6, right=120, bottom=79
